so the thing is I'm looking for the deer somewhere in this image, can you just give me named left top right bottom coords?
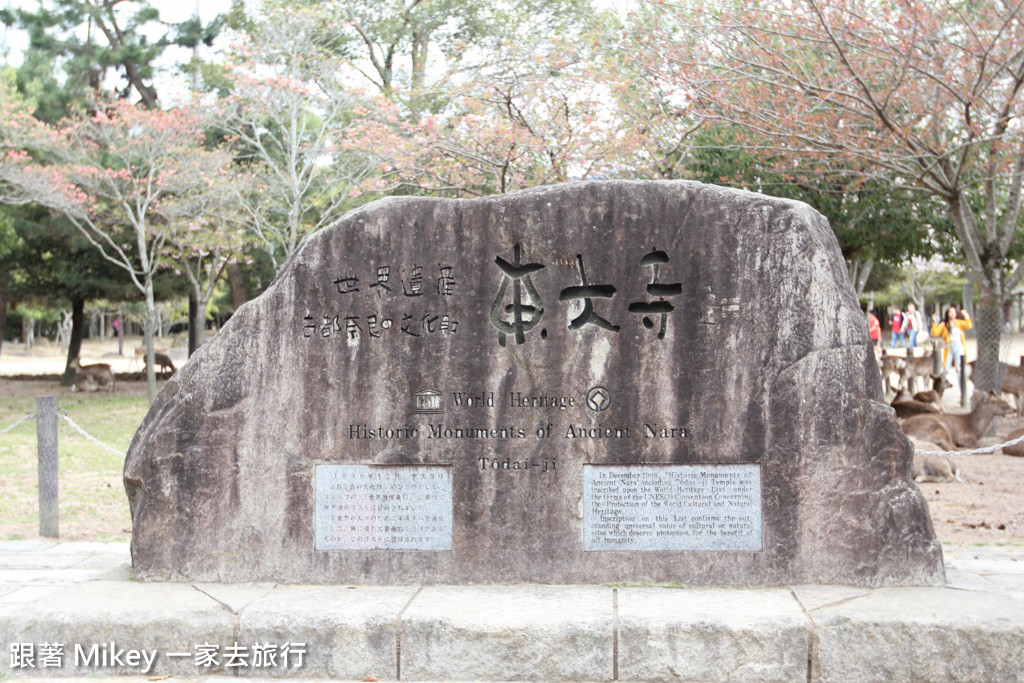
left=1002, top=426, right=1024, bottom=456
left=898, top=350, right=937, bottom=393
left=912, top=374, right=952, bottom=412
left=145, top=352, right=176, bottom=377
left=70, top=356, right=115, bottom=391
left=890, top=389, right=940, bottom=419
left=911, top=449, right=962, bottom=483
left=901, top=392, right=1014, bottom=449
left=128, top=346, right=145, bottom=371
left=962, top=361, right=1024, bottom=416
left=132, top=346, right=175, bottom=377
left=877, top=352, right=904, bottom=395
left=998, top=363, right=1024, bottom=417
left=70, top=375, right=98, bottom=392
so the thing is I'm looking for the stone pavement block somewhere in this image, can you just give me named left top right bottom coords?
left=37, top=542, right=130, bottom=556
left=789, top=585, right=873, bottom=612
left=400, top=586, right=613, bottom=682
left=0, top=555, right=88, bottom=569
left=195, top=582, right=276, bottom=613
left=810, top=587, right=1024, bottom=683
left=0, top=541, right=58, bottom=554
left=72, top=554, right=132, bottom=575
left=238, top=585, right=418, bottom=680
left=943, top=567, right=1003, bottom=592
left=0, top=585, right=63, bottom=605
left=0, top=581, right=235, bottom=677
left=972, top=572, right=1024, bottom=594
left=0, top=569, right=112, bottom=585
left=618, top=587, right=810, bottom=682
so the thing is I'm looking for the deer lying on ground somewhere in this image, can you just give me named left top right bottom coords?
left=70, top=356, right=115, bottom=391
left=908, top=437, right=962, bottom=482
left=890, top=389, right=940, bottom=419
left=1003, top=426, right=1024, bottom=457
left=70, top=375, right=98, bottom=392
left=911, top=449, right=963, bottom=483
left=901, top=392, right=1014, bottom=449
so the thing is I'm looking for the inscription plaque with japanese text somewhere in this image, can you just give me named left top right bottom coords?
left=314, top=465, right=452, bottom=551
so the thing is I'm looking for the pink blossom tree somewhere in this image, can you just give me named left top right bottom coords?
left=1, top=97, right=232, bottom=401
left=346, top=16, right=644, bottom=197
left=213, top=7, right=392, bottom=272
left=161, top=152, right=249, bottom=352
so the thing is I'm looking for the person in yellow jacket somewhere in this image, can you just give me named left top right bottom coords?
left=931, top=305, right=972, bottom=373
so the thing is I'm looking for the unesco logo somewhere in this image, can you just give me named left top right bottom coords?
left=586, top=386, right=610, bottom=412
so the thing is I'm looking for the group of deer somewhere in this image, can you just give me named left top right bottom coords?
left=69, top=346, right=176, bottom=392
left=877, top=349, right=1022, bottom=484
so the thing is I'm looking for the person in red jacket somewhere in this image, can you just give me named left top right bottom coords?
left=868, top=311, right=881, bottom=346
left=889, top=307, right=905, bottom=347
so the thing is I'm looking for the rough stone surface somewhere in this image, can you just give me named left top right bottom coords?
left=399, top=585, right=613, bottom=681
left=236, top=585, right=417, bottom=679
left=124, top=180, right=943, bottom=585
left=809, top=587, right=1024, bottom=682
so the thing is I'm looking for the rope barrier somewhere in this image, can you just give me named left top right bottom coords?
left=57, top=410, right=126, bottom=457
left=915, top=430, right=1024, bottom=457
left=0, top=411, right=36, bottom=434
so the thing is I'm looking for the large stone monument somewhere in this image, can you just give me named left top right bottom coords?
left=124, top=180, right=944, bottom=586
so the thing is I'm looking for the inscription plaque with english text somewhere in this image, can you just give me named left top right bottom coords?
left=583, top=464, right=762, bottom=551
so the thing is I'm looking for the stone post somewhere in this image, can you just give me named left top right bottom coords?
left=36, top=395, right=58, bottom=538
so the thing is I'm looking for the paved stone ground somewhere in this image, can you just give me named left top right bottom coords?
left=1, top=540, right=1023, bottom=681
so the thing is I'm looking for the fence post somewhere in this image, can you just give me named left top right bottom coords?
left=36, top=396, right=58, bottom=538
left=959, top=357, right=968, bottom=409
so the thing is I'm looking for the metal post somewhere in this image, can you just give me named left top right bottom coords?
left=959, top=356, right=968, bottom=409
left=36, top=396, right=58, bottom=538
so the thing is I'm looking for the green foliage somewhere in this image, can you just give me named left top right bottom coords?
left=0, top=208, right=15, bottom=259
left=2, top=0, right=227, bottom=110
left=5, top=204, right=135, bottom=305
left=684, top=125, right=946, bottom=267
left=870, top=268, right=967, bottom=310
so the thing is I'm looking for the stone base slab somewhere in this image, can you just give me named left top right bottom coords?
left=3, top=580, right=1023, bottom=681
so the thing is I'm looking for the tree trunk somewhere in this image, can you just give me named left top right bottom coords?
left=117, top=304, right=124, bottom=356
left=973, top=287, right=1003, bottom=396
left=61, top=297, right=86, bottom=385
left=0, top=269, right=8, bottom=364
left=855, top=258, right=874, bottom=298
left=144, top=282, right=158, bottom=404
left=227, top=262, right=247, bottom=310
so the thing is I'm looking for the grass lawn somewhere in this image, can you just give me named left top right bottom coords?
left=0, top=383, right=149, bottom=542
